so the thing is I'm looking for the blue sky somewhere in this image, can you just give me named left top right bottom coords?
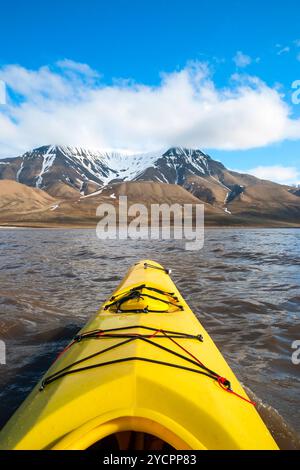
left=0, top=0, right=300, bottom=184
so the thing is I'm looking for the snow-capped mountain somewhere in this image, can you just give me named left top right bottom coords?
left=0, top=145, right=227, bottom=193
left=1, top=144, right=300, bottom=227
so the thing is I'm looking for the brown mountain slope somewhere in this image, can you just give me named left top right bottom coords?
left=0, top=157, right=22, bottom=181
left=0, top=180, right=232, bottom=227
left=0, top=177, right=299, bottom=228
left=229, top=179, right=300, bottom=223
left=183, top=166, right=300, bottom=224
left=46, top=182, right=81, bottom=199
left=184, top=175, right=228, bottom=205
left=0, top=180, right=56, bottom=213
left=55, top=181, right=226, bottom=220
left=103, top=181, right=209, bottom=205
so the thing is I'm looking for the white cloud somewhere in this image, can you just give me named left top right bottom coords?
left=277, top=46, right=290, bottom=55
left=246, top=165, right=300, bottom=185
left=56, top=59, right=101, bottom=79
left=1, top=60, right=300, bottom=157
left=56, top=59, right=96, bottom=74
left=0, top=80, right=6, bottom=104
left=233, top=51, right=252, bottom=68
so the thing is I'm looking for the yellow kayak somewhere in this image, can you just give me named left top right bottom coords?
left=0, top=260, right=278, bottom=450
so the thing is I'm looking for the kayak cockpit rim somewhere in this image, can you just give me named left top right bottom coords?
left=49, top=416, right=200, bottom=450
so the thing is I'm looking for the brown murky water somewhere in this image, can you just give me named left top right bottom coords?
left=0, top=228, right=299, bottom=449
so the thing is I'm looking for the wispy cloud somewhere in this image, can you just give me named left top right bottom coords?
left=56, top=59, right=101, bottom=79
left=246, top=165, right=300, bottom=185
left=1, top=60, right=300, bottom=157
left=275, top=40, right=300, bottom=59
left=276, top=46, right=290, bottom=56
left=233, top=51, right=252, bottom=68
left=233, top=51, right=260, bottom=68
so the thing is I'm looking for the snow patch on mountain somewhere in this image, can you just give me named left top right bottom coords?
left=16, top=160, right=25, bottom=182
left=36, top=145, right=57, bottom=188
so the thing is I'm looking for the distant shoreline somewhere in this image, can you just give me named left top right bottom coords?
left=1, top=222, right=300, bottom=230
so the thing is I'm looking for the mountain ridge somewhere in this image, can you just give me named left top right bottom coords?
left=0, top=145, right=299, bottom=227
left=0, top=145, right=244, bottom=205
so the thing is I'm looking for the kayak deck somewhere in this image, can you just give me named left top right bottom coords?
left=0, top=260, right=278, bottom=450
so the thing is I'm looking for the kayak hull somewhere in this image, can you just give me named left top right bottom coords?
left=0, top=260, right=278, bottom=450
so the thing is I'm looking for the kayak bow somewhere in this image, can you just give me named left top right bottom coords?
left=0, top=260, right=278, bottom=450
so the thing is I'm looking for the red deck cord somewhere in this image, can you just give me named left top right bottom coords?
left=152, top=329, right=256, bottom=406
left=217, top=377, right=256, bottom=405
left=54, top=340, right=76, bottom=362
